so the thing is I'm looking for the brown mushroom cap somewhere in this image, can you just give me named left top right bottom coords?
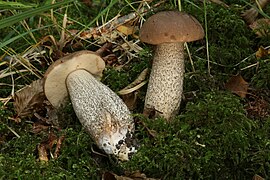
left=139, top=11, right=204, bottom=45
left=44, top=50, right=105, bottom=108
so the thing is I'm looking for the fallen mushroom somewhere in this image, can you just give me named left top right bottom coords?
left=139, top=11, right=204, bottom=120
left=44, top=50, right=137, bottom=161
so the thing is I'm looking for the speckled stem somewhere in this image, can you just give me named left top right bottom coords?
left=66, top=69, right=136, bottom=161
left=144, top=42, right=184, bottom=120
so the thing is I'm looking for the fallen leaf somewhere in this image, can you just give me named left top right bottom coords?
left=117, top=25, right=135, bottom=35
left=119, top=69, right=148, bottom=110
left=32, top=121, right=50, bottom=134
left=103, top=54, right=118, bottom=66
left=37, top=143, right=49, bottom=162
left=225, top=74, right=249, bottom=98
left=13, top=79, right=45, bottom=119
left=37, top=133, right=63, bottom=162
left=53, top=135, right=65, bottom=159
left=253, top=174, right=265, bottom=180
left=242, top=0, right=270, bottom=24
left=255, top=46, right=269, bottom=59
left=249, top=18, right=270, bottom=37
left=119, top=68, right=149, bottom=95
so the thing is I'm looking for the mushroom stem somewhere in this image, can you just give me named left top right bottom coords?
left=144, top=42, right=184, bottom=120
left=66, top=69, right=136, bottom=161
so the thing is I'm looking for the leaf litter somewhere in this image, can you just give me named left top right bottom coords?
left=13, top=78, right=45, bottom=121
left=0, top=1, right=167, bottom=169
left=225, top=74, right=249, bottom=98
left=2, top=0, right=270, bottom=178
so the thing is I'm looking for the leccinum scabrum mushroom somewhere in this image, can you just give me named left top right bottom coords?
left=139, top=11, right=204, bottom=120
left=44, top=50, right=137, bottom=161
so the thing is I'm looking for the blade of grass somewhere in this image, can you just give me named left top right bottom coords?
left=184, top=0, right=202, bottom=10
left=203, top=0, right=210, bottom=75
left=0, top=25, right=53, bottom=50
left=0, top=0, right=73, bottom=30
left=0, top=1, right=37, bottom=10
left=242, top=0, right=270, bottom=18
left=79, top=0, right=118, bottom=34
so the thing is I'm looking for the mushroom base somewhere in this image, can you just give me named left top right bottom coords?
left=66, top=69, right=137, bottom=161
left=144, top=42, right=184, bottom=120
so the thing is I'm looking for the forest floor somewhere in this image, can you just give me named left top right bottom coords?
left=0, top=0, right=270, bottom=179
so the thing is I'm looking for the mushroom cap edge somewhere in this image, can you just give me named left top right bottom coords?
left=44, top=50, right=105, bottom=108
left=139, top=11, right=205, bottom=45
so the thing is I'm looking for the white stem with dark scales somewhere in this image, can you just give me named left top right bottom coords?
left=66, top=69, right=136, bottom=161
left=144, top=42, right=185, bottom=120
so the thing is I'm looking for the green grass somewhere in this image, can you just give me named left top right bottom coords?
left=1, top=0, right=270, bottom=179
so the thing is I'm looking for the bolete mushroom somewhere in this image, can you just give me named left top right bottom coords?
left=44, top=50, right=137, bottom=161
left=139, top=11, right=204, bottom=120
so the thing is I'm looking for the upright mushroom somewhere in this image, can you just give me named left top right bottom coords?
left=139, top=11, right=204, bottom=120
left=44, top=50, right=137, bottom=161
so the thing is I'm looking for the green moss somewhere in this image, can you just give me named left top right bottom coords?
left=1, top=0, right=270, bottom=179
left=251, top=60, right=270, bottom=89
left=0, top=121, right=110, bottom=179
left=123, top=91, right=270, bottom=179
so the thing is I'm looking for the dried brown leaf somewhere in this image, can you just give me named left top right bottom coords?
left=253, top=174, right=265, bottom=180
left=37, top=143, right=49, bottom=162
left=37, top=132, right=64, bottom=162
left=255, top=46, right=269, bottom=59
left=47, top=133, right=58, bottom=150
left=249, top=18, right=270, bottom=37
left=32, top=122, right=50, bottom=134
left=53, top=135, right=65, bottom=159
left=242, top=0, right=270, bottom=24
left=14, top=79, right=45, bottom=119
left=225, top=74, right=249, bottom=98
left=117, top=25, right=135, bottom=35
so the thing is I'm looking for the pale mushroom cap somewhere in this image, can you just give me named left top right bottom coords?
left=139, top=11, right=205, bottom=45
left=44, top=50, right=105, bottom=108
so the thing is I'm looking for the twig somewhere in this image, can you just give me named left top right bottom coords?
left=5, top=124, right=20, bottom=138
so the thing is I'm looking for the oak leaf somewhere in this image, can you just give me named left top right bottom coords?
left=225, top=74, right=248, bottom=98
left=14, top=79, right=45, bottom=119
